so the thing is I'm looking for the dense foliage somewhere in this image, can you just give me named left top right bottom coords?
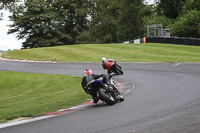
left=170, top=10, right=200, bottom=38
left=7, top=0, right=88, bottom=48
left=1, top=0, right=199, bottom=48
left=117, top=0, right=144, bottom=42
left=0, top=0, right=16, bottom=9
left=87, top=0, right=120, bottom=43
left=0, top=0, right=17, bottom=20
left=156, top=0, right=186, bottom=19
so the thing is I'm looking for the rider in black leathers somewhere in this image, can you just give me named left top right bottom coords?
left=81, top=69, right=102, bottom=103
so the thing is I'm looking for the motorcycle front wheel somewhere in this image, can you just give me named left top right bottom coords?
left=98, top=88, right=115, bottom=105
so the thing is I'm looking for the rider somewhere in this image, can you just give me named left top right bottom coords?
left=102, top=57, right=115, bottom=74
left=81, top=68, right=102, bottom=103
left=81, top=68, right=123, bottom=103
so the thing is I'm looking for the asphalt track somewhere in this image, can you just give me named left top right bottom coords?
left=0, top=60, right=200, bottom=133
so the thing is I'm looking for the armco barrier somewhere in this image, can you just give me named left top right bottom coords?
left=146, top=37, right=200, bottom=46
left=123, top=37, right=146, bottom=44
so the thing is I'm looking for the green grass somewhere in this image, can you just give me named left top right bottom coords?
left=0, top=71, right=90, bottom=123
left=2, top=43, right=200, bottom=62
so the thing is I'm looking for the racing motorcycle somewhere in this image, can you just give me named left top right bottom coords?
left=110, top=62, right=123, bottom=75
left=102, top=61, right=123, bottom=75
left=88, top=75, right=124, bottom=105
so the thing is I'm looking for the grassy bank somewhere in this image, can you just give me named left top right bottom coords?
left=2, top=43, right=200, bottom=62
left=0, top=71, right=90, bottom=123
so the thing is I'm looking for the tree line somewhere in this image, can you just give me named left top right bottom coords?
left=0, top=0, right=200, bottom=49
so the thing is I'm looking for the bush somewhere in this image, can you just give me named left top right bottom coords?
left=75, top=31, right=92, bottom=44
left=103, top=34, right=113, bottom=43
left=170, top=10, right=200, bottom=38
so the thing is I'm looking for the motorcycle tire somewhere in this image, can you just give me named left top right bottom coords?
left=115, top=64, right=123, bottom=75
left=98, top=88, right=115, bottom=105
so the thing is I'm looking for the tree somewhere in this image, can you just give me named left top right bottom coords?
left=182, top=0, right=200, bottom=13
left=117, top=0, right=144, bottom=42
left=75, top=30, right=92, bottom=44
left=0, top=0, right=16, bottom=5
left=8, top=0, right=88, bottom=48
left=88, top=0, right=120, bottom=43
left=156, top=0, right=186, bottom=19
left=0, top=0, right=19, bottom=20
left=170, top=9, right=200, bottom=38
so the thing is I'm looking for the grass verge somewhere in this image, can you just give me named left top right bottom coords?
left=0, top=71, right=90, bottom=123
left=2, top=43, right=200, bottom=62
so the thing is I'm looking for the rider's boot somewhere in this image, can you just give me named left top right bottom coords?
left=117, top=95, right=124, bottom=101
left=91, top=95, right=99, bottom=103
left=112, top=86, right=124, bottom=101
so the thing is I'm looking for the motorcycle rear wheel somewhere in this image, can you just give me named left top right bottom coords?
left=115, top=64, right=123, bottom=75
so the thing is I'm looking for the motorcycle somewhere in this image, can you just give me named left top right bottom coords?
left=102, top=61, right=123, bottom=75
left=110, top=62, right=123, bottom=75
left=88, top=75, right=124, bottom=105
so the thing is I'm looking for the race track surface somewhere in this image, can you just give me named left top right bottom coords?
left=0, top=60, right=200, bottom=133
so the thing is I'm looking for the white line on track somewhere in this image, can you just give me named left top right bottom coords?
left=0, top=116, right=53, bottom=129
left=174, top=63, right=181, bottom=66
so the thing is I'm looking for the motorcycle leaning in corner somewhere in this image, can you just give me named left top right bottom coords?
left=102, top=57, right=123, bottom=75
left=86, top=74, right=124, bottom=105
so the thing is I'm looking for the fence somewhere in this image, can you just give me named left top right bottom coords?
left=146, top=37, right=200, bottom=46
left=123, top=37, right=146, bottom=44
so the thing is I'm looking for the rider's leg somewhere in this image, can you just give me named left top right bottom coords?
left=90, top=91, right=99, bottom=103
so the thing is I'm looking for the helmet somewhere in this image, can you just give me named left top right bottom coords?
left=102, top=57, right=106, bottom=63
left=84, top=68, right=93, bottom=76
